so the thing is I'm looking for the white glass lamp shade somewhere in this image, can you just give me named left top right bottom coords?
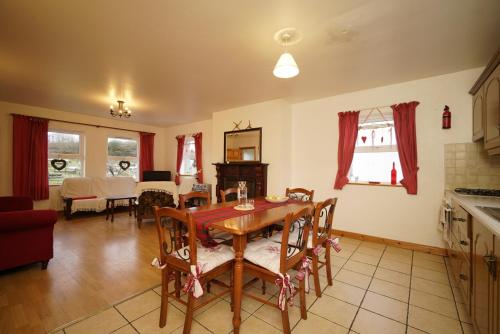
left=273, top=52, right=299, bottom=78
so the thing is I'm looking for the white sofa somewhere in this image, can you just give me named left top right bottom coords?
left=61, top=177, right=136, bottom=219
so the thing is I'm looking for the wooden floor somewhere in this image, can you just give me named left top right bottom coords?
left=0, top=212, right=161, bottom=334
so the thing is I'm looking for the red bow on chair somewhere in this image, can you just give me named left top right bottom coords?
left=183, top=264, right=204, bottom=298
left=295, top=256, right=312, bottom=293
left=313, top=237, right=342, bottom=256
left=275, top=273, right=295, bottom=311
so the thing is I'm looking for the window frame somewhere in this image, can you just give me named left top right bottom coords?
left=179, top=135, right=197, bottom=177
left=47, top=130, right=85, bottom=186
left=106, top=136, right=140, bottom=180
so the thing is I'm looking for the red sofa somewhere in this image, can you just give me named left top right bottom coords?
left=0, top=196, right=58, bottom=270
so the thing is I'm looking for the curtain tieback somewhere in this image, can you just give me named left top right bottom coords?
left=275, top=273, right=295, bottom=310
left=183, top=264, right=204, bottom=298
left=295, top=256, right=312, bottom=293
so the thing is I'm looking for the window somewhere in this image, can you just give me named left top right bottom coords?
left=180, top=136, right=197, bottom=176
left=48, top=131, right=84, bottom=186
left=106, top=137, right=139, bottom=179
left=349, top=111, right=403, bottom=184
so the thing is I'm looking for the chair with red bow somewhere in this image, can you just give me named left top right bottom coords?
left=153, top=206, right=234, bottom=333
left=242, top=206, right=313, bottom=334
left=179, top=191, right=211, bottom=210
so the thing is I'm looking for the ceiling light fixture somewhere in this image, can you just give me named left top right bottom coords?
left=273, top=28, right=301, bottom=79
left=109, top=100, right=131, bottom=118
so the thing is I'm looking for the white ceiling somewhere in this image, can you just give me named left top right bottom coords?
left=0, top=0, right=499, bottom=126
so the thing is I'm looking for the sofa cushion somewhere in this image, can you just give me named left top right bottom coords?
left=0, top=210, right=58, bottom=232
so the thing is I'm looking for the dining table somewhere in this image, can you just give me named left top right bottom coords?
left=187, top=198, right=313, bottom=334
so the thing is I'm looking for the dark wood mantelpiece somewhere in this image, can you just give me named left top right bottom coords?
left=213, top=163, right=268, bottom=203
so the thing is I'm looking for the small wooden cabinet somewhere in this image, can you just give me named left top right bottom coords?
left=473, top=86, right=485, bottom=141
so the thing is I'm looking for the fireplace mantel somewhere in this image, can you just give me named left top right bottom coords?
left=213, top=163, right=268, bottom=203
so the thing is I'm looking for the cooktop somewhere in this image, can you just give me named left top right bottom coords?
left=454, top=188, right=500, bottom=197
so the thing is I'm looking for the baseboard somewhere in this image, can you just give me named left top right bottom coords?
left=332, top=229, right=447, bottom=256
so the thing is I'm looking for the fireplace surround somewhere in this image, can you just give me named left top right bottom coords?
left=213, top=163, right=268, bottom=203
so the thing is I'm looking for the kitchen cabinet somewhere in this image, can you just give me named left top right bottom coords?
left=473, top=86, right=485, bottom=141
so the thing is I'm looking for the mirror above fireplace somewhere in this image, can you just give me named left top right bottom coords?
left=224, top=128, right=262, bottom=163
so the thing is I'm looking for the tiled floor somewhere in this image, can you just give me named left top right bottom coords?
left=50, top=238, right=474, bottom=334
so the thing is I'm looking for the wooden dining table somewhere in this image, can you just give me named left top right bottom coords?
left=187, top=199, right=312, bottom=334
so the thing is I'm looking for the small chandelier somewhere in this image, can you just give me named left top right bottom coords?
left=273, top=28, right=301, bottom=79
left=110, top=100, right=131, bottom=118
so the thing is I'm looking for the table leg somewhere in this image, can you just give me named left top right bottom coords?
left=105, top=200, right=110, bottom=221
left=232, top=235, right=246, bottom=334
left=111, top=200, right=115, bottom=223
left=128, top=198, right=132, bottom=216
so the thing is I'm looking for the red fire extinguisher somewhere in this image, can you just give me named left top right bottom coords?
left=442, top=105, right=451, bottom=129
left=391, top=162, right=397, bottom=185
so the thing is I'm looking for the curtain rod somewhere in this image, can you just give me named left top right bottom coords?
left=358, top=104, right=393, bottom=112
left=10, top=113, right=155, bottom=135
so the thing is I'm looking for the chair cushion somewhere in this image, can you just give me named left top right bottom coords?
left=173, top=243, right=233, bottom=273
left=243, top=238, right=282, bottom=274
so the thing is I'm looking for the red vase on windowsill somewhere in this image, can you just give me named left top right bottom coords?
left=391, top=162, right=397, bottom=185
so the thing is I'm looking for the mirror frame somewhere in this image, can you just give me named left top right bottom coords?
left=223, top=127, right=262, bottom=163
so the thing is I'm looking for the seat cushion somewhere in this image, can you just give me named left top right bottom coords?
left=173, top=243, right=233, bottom=273
left=243, top=238, right=282, bottom=274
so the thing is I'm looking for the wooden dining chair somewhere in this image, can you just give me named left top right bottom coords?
left=220, top=187, right=238, bottom=203
left=307, top=198, right=338, bottom=297
left=286, top=187, right=315, bottom=202
left=179, top=191, right=211, bottom=210
left=242, top=206, right=313, bottom=333
left=154, top=206, right=234, bottom=333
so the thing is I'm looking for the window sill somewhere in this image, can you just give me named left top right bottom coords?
left=348, top=182, right=403, bottom=188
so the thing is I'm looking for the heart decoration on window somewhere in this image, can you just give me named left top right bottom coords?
left=50, top=159, right=67, bottom=171
left=361, top=136, right=367, bottom=143
left=119, top=160, right=131, bottom=171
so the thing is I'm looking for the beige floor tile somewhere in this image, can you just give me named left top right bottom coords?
left=409, top=289, right=458, bottom=319
left=323, top=280, right=366, bottom=306
left=361, top=291, right=408, bottom=323
left=381, top=252, right=412, bottom=265
left=332, top=255, right=348, bottom=266
left=132, top=307, right=185, bottom=333
left=331, top=265, right=341, bottom=277
left=350, top=252, right=381, bottom=266
left=335, top=269, right=372, bottom=289
left=378, top=258, right=411, bottom=275
left=385, top=246, right=412, bottom=257
left=413, top=252, right=445, bottom=264
left=308, top=272, right=330, bottom=293
left=253, top=298, right=302, bottom=331
left=374, top=268, right=410, bottom=287
left=411, top=277, right=454, bottom=300
left=457, top=303, right=472, bottom=324
left=343, top=260, right=376, bottom=276
left=356, top=246, right=384, bottom=257
left=412, top=266, right=450, bottom=285
left=334, top=249, right=355, bottom=259
left=169, top=292, right=219, bottom=317
left=65, top=308, right=127, bottom=334
left=240, top=316, right=282, bottom=334
left=340, top=237, right=362, bottom=247
left=293, top=312, right=349, bottom=334
left=116, top=290, right=161, bottom=322
left=368, top=278, right=409, bottom=302
left=359, top=241, right=386, bottom=250
left=194, top=299, right=250, bottom=334
left=413, top=258, right=447, bottom=273
left=309, top=295, right=358, bottom=328
left=408, top=305, right=462, bottom=334
left=406, top=326, right=427, bottom=334
left=169, top=320, right=211, bottom=334
left=462, top=322, right=474, bottom=334
left=352, top=309, right=405, bottom=334
left=226, top=287, right=271, bottom=313
left=112, top=325, right=139, bottom=334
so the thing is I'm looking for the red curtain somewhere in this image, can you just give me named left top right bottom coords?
left=392, top=101, right=420, bottom=195
left=334, top=111, right=360, bottom=190
left=175, top=135, right=185, bottom=185
left=12, top=115, right=49, bottom=200
left=193, top=132, right=203, bottom=183
left=139, top=132, right=155, bottom=181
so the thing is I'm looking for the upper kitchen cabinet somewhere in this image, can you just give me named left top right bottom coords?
left=470, top=49, right=500, bottom=155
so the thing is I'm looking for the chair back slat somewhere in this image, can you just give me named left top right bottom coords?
left=154, top=206, right=197, bottom=266
left=312, top=198, right=338, bottom=245
left=286, top=187, right=314, bottom=202
left=279, top=206, right=313, bottom=273
left=220, top=188, right=238, bottom=203
left=179, top=191, right=211, bottom=210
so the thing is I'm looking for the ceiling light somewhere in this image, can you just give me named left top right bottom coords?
left=273, top=28, right=301, bottom=79
left=110, top=100, right=131, bottom=118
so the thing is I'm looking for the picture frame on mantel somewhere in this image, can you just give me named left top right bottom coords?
left=223, top=127, right=262, bottom=163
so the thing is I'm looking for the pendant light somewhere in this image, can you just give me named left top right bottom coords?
left=273, top=28, right=301, bottom=79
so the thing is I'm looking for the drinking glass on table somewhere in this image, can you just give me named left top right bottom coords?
left=247, top=199, right=254, bottom=209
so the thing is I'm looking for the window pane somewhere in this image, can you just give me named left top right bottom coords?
left=48, top=132, right=80, bottom=154
left=106, top=159, right=138, bottom=178
left=180, top=137, right=197, bottom=175
left=107, top=138, right=137, bottom=157
left=356, top=122, right=396, bottom=148
left=48, top=158, right=82, bottom=186
left=350, top=152, right=402, bottom=183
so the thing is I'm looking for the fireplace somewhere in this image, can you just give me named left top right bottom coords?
left=213, top=163, right=268, bottom=202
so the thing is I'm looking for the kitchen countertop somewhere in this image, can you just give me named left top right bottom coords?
left=446, top=190, right=500, bottom=235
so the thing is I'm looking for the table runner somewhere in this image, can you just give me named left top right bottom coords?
left=192, top=199, right=289, bottom=247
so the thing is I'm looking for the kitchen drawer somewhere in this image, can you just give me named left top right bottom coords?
left=449, top=235, right=471, bottom=306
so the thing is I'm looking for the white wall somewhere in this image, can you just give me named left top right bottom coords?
left=291, top=68, right=482, bottom=247
left=0, top=101, right=167, bottom=209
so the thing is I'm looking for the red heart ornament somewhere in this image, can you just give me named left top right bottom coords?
left=361, top=136, right=367, bottom=143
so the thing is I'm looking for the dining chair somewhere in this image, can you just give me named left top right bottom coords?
left=153, top=206, right=234, bottom=333
left=286, top=187, right=315, bottom=202
left=242, top=206, right=313, bottom=333
left=220, top=187, right=238, bottom=203
left=179, top=191, right=211, bottom=210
